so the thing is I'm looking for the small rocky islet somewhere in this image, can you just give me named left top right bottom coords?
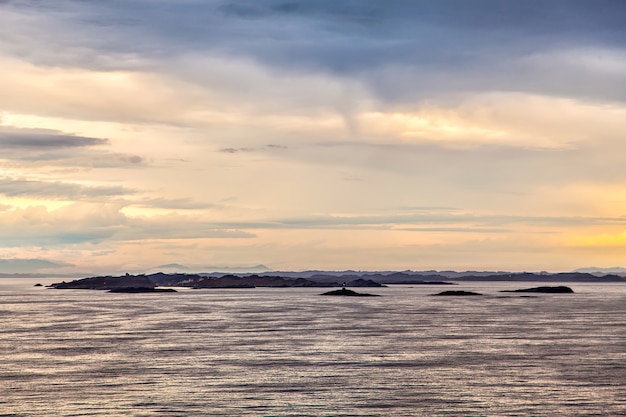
left=320, top=288, right=380, bottom=296
left=432, top=290, right=483, bottom=296
left=431, top=286, right=574, bottom=296
left=500, top=286, right=574, bottom=294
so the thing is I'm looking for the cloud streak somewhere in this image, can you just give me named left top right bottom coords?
left=0, top=126, right=107, bottom=149
left=0, top=178, right=133, bottom=200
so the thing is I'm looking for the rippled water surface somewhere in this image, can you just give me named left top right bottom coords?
left=1, top=279, right=625, bottom=416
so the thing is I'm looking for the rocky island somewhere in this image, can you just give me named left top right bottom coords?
left=50, top=275, right=156, bottom=290
left=432, top=290, right=483, bottom=296
left=49, top=272, right=385, bottom=291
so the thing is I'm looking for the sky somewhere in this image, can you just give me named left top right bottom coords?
left=1, top=0, right=626, bottom=275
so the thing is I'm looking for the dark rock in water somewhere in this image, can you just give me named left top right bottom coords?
left=320, top=288, right=379, bottom=297
left=34, top=283, right=43, bottom=287
left=501, top=286, right=574, bottom=294
left=108, top=287, right=177, bottom=293
left=432, top=290, right=482, bottom=296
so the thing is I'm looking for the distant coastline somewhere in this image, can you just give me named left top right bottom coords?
left=6, top=267, right=626, bottom=282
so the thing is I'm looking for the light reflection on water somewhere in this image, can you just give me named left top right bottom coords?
left=0, top=279, right=624, bottom=416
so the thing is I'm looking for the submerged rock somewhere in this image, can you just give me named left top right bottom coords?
left=432, top=290, right=482, bottom=296
left=501, top=286, right=574, bottom=294
left=320, top=288, right=379, bottom=297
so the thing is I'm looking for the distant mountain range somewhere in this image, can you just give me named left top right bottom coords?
left=0, top=258, right=71, bottom=274
left=573, top=267, right=626, bottom=276
left=149, top=263, right=271, bottom=274
left=286, top=271, right=625, bottom=283
left=0, top=258, right=84, bottom=278
left=2, top=258, right=626, bottom=281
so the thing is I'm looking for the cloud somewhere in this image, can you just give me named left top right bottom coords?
left=215, top=211, right=626, bottom=231
left=249, top=92, right=626, bottom=196
left=0, top=202, right=254, bottom=249
left=120, top=155, right=143, bottom=164
left=79, top=153, right=146, bottom=168
left=119, top=218, right=256, bottom=240
left=133, top=197, right=215, bottom=210
left=0, top=203, right=126, bottom=246
left=2, top=0, right=625, bottom=106
left=0, top=126, right=107, bottom=149
left=219, top=147, right=255, bottom=154
left=219, top=144, right=288, bottom=154
left=0, top=177, right=134, bottom=200
left=0, top=123, right=146, bottom=169
left=0, top=124, right=109, bottom=164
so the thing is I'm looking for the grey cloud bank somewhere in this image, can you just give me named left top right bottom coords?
left=3, top=0, right=625, bottom=104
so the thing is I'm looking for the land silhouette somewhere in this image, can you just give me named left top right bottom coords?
left=47, top=270, right=622, bottom=292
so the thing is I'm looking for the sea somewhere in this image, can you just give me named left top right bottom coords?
left=0, top=278, right=624, bottom=417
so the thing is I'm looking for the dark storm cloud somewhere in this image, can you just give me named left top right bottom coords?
left=4, top=0, right=625, bottom=103
left=116, top=1, right=624, bottom=70
left=60, top=0, right=625, bottom=50
left=215, top=0, right=626, bottom=68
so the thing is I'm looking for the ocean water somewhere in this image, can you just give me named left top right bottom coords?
left=0, top=279, right=624, bottom=417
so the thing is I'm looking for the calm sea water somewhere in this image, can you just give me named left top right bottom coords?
left=0, top=278, right=624, bottom=417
